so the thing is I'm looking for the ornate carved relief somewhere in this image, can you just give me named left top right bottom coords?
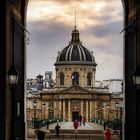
left=71, top=100, right=80, bottom=111
left=62, top=86, right=90, bottom=94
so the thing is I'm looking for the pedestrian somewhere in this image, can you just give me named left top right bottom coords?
left=37, top=128, right=45, bottom=140
left=114, top=121, right=117, bottom=130
left=46, top=119, right=49, bottom=129
left=104, top=121, right=106, bottom=130
left=73, top=119, right=79, bottom=129
left=105, top=128, right=111, bottom=140
left=79, top=115, right=82, bottom=125
left=55, top=124, right=61, bottom=137
left=83, top=117, right=86, bottom=126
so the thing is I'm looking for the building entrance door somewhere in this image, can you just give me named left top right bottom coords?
left=72, top=112, right=79, bottom=121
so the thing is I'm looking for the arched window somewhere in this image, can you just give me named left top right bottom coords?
left=87, top=72, right=92, bottom=86
left=60, top=73, right=64, bottom=85
left=72, top=72, right=79, bottom=85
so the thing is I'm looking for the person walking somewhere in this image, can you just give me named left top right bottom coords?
left=55, top=124, right=61, bottom=137
left=104, top=121, right=106, bottom=130
left=79, top=115, right=82, bottom=125
left=37, top=128, right=45, bottom=140
left=105, top=128, right=111, bottom=140
left=46, top=120, right=49, bottom=129
left=73, top=119, right=79, bottom=129
left=82, top=117, right=86, bottom=126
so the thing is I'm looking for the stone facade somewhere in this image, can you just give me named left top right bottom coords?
left=55, top=65, right=96, bottom=87
left=26, top=27, right=123, bottom=122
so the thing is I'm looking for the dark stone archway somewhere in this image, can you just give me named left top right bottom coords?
left=0, top=0, right=140, bottom=140
left=0, top=0, right=28, bottom=140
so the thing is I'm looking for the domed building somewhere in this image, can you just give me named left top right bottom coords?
left=55, top=26, right=97, bottom=88
left=27, top=26, right=113, bottom=122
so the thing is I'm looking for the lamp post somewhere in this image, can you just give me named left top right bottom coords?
left=120, top=107, right=123, bottom=140
left=133, top=67, right=140, bottom=89
left=133, top=67, right=140, bottom=138
left=106, top=104, right=110, bottom=121
left=8, top=66, right=18, bottom=88
left=8, top=66, right=19, bottom=140
left=115, top=102, right=119, bottom=130
left=115, top=103, right=119, bottom=120
left=33, top=100, right=37, bottom=129
left=42, top=103, right=46, bottom=120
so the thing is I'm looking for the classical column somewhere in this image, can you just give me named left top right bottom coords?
left=59, top=100, right=62, bottom=118
left=103, top=102, right=106, bottom=120
left=86, top=100, right=89, bottom=121
left=68, top=100, right=71, bottom=121
left=81, top=100, right=83, bottom=117
left=63, top=100, right=65, bottom=121
left=54, top=101, right=57, bottom=118
left=90, top=100, right=93, bottom=119
left=94, top=101, right=97, bottom=118
left=45, top=102, right=48, bottom=119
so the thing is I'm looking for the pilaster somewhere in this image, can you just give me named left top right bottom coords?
left=86, top=100, right=89, bottom=121
left=63, top=100, right=65, bottom=121
left=68, top=100, right=71, bottom=121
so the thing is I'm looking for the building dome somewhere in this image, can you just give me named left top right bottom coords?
left=55, top=26, right=97, bottom=66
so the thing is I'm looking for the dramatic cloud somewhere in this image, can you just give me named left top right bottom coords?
left=27, top=0, right=123, bottom=80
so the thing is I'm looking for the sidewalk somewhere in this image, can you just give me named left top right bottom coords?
left=27, top=122, right=120, bottom=140
left=49, top=122, right=103, bottom=130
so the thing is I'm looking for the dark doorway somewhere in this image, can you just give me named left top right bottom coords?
left=72, top=112, right=79, bottom=121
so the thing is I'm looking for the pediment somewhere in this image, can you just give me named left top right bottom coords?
left=61, top=85, right=91, bottom=94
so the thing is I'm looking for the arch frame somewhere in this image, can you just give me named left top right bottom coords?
left=0, top=0, right=139, bottom=140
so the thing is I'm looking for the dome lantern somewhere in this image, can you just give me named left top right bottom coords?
left=71, top=26, right=80, bottom=43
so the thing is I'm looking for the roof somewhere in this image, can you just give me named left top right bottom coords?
left=55, top=27, right=97, bottom=66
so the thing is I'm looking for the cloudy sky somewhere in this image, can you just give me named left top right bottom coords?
left=26, top=0, right=123, bottom=81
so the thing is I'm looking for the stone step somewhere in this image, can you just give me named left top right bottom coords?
left=47, top=134, right=103, bottom=140
left=49, top=129, right=103, bottom=134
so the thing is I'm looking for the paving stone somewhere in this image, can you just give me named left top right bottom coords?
left=27, top=122, right=120, bottom=140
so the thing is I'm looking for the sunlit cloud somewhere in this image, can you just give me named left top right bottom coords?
left=27, top=0, right=122, bottom=28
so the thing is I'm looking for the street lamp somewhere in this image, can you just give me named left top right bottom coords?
left=120, top=107, right=123, bottom=140
left=8, top=66, right=18, bottom=140
left=33, top=100, right=37, bottom=128
left=133, top=66, right=140, bottom=89
left=115, top=102, right=119, bottom=130
left=8, top=66, right=18, bottom=89
left=42, top=103, right=46, bottom=120
left=106, top=104, right=110, bottom=121
left=115, top=103, right=119, bottom=120
left=133, top=67, right=140, bottom=138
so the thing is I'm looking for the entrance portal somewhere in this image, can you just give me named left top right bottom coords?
left=72, top=112, right=79, bottom=121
